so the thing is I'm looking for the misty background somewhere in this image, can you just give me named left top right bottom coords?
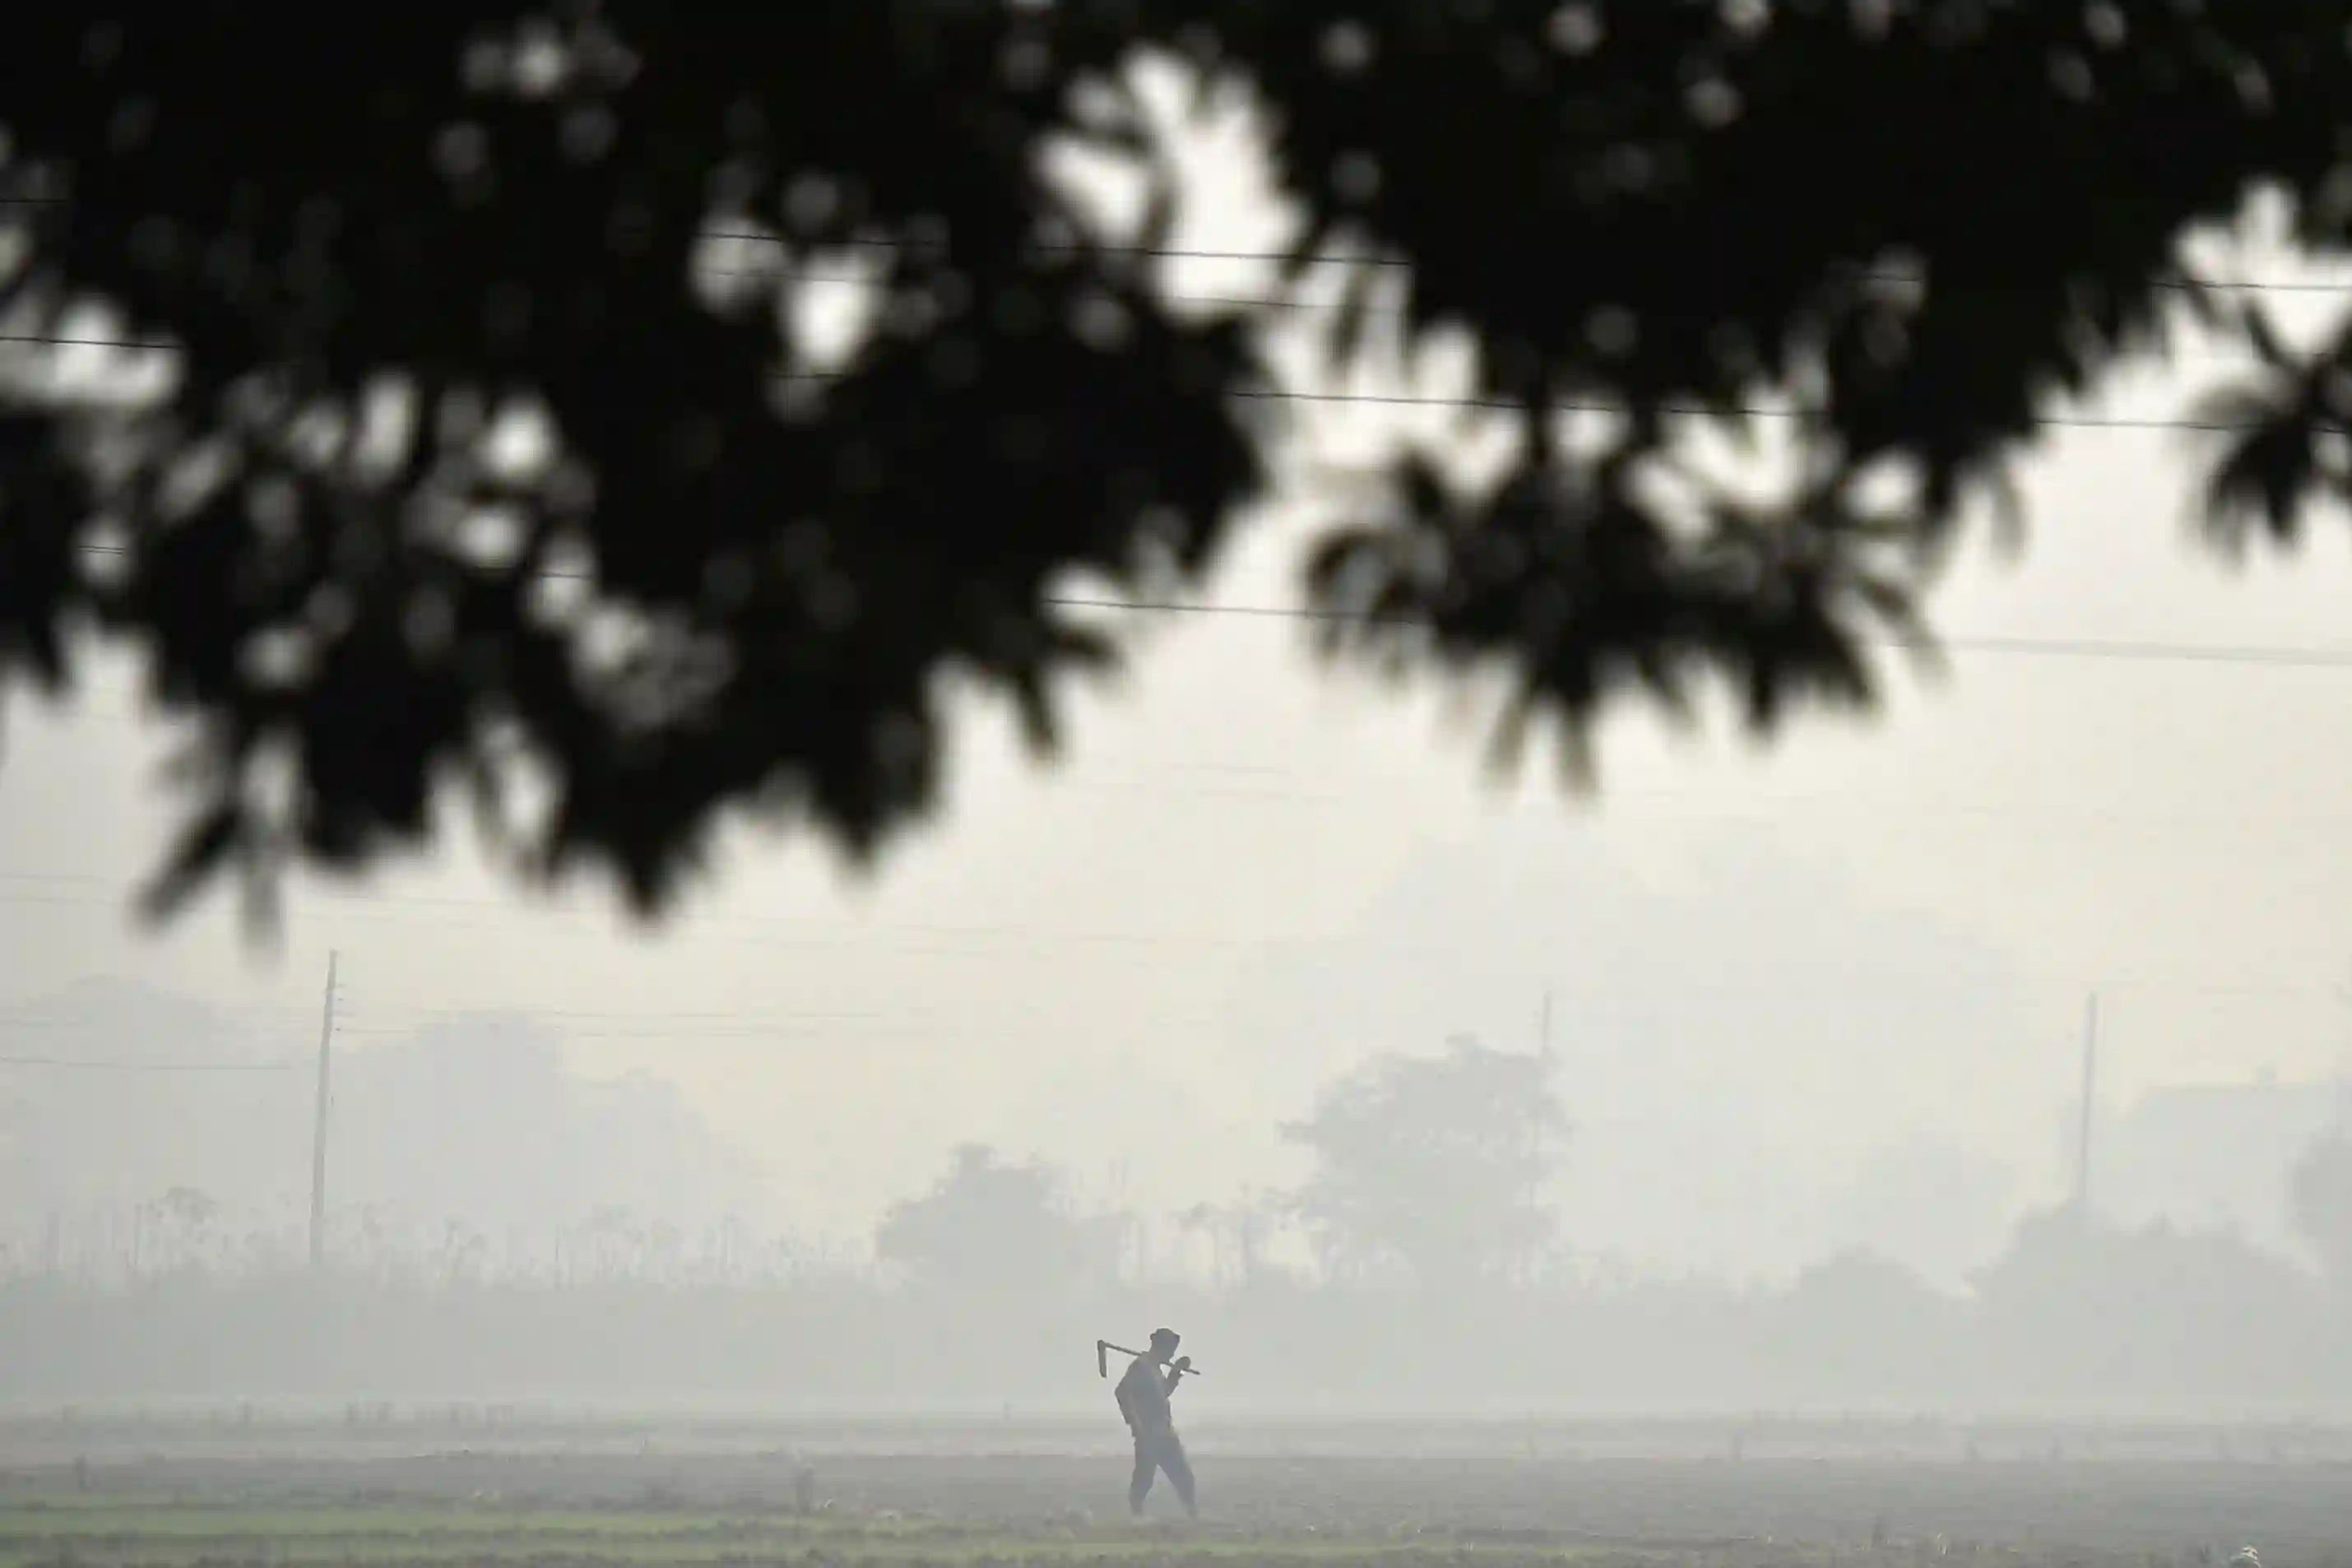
left=6, top=970, right=2352, bottom=1415
left=11, top=123, right=2352, bottom=1421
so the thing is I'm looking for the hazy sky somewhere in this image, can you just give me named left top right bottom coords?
left=8, top=95, right=2352, bottom=1284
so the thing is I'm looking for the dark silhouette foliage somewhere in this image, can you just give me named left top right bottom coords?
left=3, top=4, right=2351, bottom=915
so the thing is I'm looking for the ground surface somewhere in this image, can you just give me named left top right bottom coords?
left=1, top=1420, right=2345, bottom=1568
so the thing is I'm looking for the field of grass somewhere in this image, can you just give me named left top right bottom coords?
left=0, top=1492, right=1870, bottom=1568
left=1, top=1425, right=2345, bottom=1568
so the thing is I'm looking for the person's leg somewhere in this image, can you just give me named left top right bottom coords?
left=1160, top=1431, right=1197, bottom=1519
left=1129, top=1433, right=1157, bottom=1515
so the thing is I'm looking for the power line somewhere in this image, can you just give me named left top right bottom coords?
left=707, top=229, right=2352, bottom=299
left=1041, top=596, right=2352, bottom=671
left=0, top=1055, right=295, bottom=1073
left=53, top=540, right=2352, bottom=670
left=0, top=1014, right=316, bottom=1030
left=8, top=193, right=2348, bottom=296
left=1199, top=383, right=2267, bottom=431
left=0, top=330, right=179, bottom=350
left=0, top=851, right=2337, bottom=1001
left=0, top=323, right=2304, bottom=433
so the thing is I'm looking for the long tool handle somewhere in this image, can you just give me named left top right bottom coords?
left=1097, top=1339, right=1203, bottom=1376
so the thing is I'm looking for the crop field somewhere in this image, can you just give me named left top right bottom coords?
left=2, top=1421, right=2347, bottom=1568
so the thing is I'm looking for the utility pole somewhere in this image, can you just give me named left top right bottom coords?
left=2332, top=961, right=2352, bottom=1132
left=2074, top=992, right=2099, bottom=1214
left=308, top=950, right=339, bottom=1272
left=1525, top=988, right=1556, bottom=1227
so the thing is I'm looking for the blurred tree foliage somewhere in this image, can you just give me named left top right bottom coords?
left=3, top=4, right=2350, bottom=916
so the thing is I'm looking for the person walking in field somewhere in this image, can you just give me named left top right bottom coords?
left=1114, top=1327, right=1197, bottom=1518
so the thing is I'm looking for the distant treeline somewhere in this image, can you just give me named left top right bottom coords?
left=3, top=1208, right=2346, bottom=1417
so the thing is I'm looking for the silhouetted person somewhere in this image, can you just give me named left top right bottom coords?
left=1114, top=1327, right=1196, bottom=1517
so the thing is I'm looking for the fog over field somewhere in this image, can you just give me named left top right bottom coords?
left=11, top=13, right=2352, bottom=1566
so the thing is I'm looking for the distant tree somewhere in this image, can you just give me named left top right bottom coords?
left=1283, top=1037, right=1565, bottom=1286
left=585, top=1204, right=638, bottom=1278
left=146, top=1185, right=221, bottom=1273
left=158, top=1185, right=220, bottom=1231
left=11, top=9, right=2352, bottom=916
left=1179, top=1191, right=1274, bottom=1289
left=2288, top=1131, right=2352, bottom=1283
left=434, top=1217, right=487, bottom=1283
left=874, top=1144, right=1122, bottom=1293
left=328, top=1016, right=762, bottom=1237
left=1764, top=1249, right=1961, bottom=1396
left=1832, top=1137, right=2018, bottom=1289
left=1969, top=1207, right=2320, bottom=1398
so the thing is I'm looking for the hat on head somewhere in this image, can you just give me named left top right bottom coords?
left=1149, top=1327, right=1181, bottom=1350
